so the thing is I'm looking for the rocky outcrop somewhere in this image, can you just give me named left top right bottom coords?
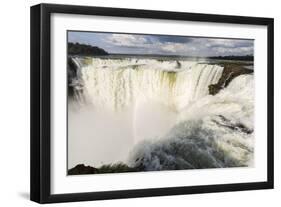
left=212, top=115, right=253, bottom=134
left=68, top=164, right=98, bottom=175
left=67, top=57, right=78, bottom=79
left=67, top=57, right=79, bottom=97
left=209, top=63, right=253, bottom=95
left=68, top=163, right=139, bottom=175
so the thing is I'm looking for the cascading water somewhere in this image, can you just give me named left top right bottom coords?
left=72, top=58, right=223, bottom=111
left=129, top=74, right=254, bottom=170
left=68, top=57, right=254, bottom=171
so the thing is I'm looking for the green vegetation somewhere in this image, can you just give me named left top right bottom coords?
left=68, top=42, right=109, bottom=56
left=208, top=55, right=254, bottom=61
left=98, top=163, right=138, bottom=173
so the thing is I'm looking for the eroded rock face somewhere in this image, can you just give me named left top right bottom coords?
left=209, top=63, right=253, bottom=95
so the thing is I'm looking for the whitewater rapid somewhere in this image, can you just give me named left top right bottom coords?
left=129, top=74, right=254, bottom=170
left=68, top=57, right=254, bottom=170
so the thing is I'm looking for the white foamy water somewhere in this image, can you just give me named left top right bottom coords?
left=78, top=58, right=223, bottom=111
left=68, top=57, right=254, bottom=170
left=129, top=75, right=254, bottom=170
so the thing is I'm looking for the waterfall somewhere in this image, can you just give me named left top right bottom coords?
left=71, top=57, right=223, bottom=111
left=68, top=57, right=254, bottom=169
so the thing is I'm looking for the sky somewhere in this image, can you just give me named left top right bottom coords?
left=68, top=31, right=254, bottom=57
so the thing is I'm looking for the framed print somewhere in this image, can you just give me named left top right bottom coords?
left=30, top=3, right=274, bottom=203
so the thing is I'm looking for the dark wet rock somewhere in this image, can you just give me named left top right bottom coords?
left=176, top=60, right=181, bottom=68
left=212, top=115, right=253, bottom=134
left=209, top=63, right=253, bottom=95
left=67, top=57, right=78, bottom=79
left=68, top=164, right=99, bottom=175
left=68, top=163, right=140, bottom=175
left=234, top=123, right=253, bottom=134
left=67, top=57, right=79, bottom=97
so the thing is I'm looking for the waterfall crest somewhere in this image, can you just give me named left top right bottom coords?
left=71, top=57, right=223, bottom=111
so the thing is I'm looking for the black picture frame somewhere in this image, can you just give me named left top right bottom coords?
left=30, top=3, right=274, bottom=204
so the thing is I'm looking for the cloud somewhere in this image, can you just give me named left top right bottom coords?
left=68, top=31, right=254, bottom=56
left=160, top=43, right=182, bottom=52
left=105, top=34, right=194, bottom=54
left=204, top=39, right=253, bottom=49
left=106, top=34, right=148, bottom=47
